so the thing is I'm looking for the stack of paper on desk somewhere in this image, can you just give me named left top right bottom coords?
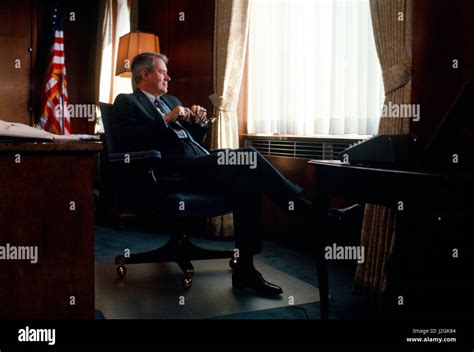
left=0, top=120, right=98, bottom=141
left=0, top=120, right=55, bottom=140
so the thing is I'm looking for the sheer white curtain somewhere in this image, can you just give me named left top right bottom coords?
left=247, top=0, right=384, bottom=136
left=99, top=0, right=133, bottom=104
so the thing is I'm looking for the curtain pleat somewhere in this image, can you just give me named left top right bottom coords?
left=208, top=0, right=250, bottom=237
left=354, top=0, right=413, bottom=304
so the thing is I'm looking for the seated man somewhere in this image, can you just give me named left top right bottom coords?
left=111, top=52, right=311, bottom=296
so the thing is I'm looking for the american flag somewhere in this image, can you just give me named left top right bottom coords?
left=40, top=5, right=71, bottom=135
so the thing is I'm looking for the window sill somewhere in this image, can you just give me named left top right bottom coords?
left=244, top=133, right=372, bottom=141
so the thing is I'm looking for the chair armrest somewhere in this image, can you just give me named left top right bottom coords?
left=108, top=150, right=186, bottom=190
left=107, top=150, right=163, bottom=191
left=109, top=150, right=162, bottom=164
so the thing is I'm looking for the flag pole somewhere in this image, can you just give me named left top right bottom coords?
left=59, top=3, right=65, bottom=135
left=61, top=68, right=65, bottom=135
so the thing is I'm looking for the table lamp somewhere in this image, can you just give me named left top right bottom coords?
left=115, top=31, right=161, bottom=77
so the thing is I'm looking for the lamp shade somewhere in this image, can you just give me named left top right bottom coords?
left=115, top=31, right=160, bottom=77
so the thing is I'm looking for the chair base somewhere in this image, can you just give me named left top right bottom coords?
left=115, top=232, right=236, bottom=278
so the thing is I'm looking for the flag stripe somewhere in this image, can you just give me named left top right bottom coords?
left=40, top=8, right=70, bottom=135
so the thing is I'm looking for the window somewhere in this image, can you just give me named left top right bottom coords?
left=99, top=0, right=133, bottom=104
left=246, top=0, right=384, bottom=136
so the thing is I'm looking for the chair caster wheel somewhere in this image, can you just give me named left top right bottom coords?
left=182, top=277, right=192, bottom=289
left=229, top=258, right=238, bottom=270
left=117, top=265, right=127, bottom=278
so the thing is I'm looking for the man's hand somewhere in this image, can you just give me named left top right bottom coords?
left=163, top=106, right=193, bottom=123
left=163, top=105, right=208, bottom=124
left=190, top=105, right=208, bottom=124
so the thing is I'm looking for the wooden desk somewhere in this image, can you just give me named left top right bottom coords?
left=0, top=141, right=102, bottom=319
left=308, top=160, right=474, bottom=317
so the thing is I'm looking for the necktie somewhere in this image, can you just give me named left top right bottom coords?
left=154, top=98, right=182, bottom=130
left=154, top=97, right=209, bottom=156
left=154, top=97, right=171, bottom=114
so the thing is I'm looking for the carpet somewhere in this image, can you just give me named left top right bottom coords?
left=95, top=259, right=320, bottom=319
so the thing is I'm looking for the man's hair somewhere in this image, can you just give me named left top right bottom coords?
left=131, top=52, right=169, bottom=84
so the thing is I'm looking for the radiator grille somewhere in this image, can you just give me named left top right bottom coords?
left=244, top=136, right=363, bottom=160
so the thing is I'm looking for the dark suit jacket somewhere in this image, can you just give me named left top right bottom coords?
left=110, top=89, right=209, bottom=160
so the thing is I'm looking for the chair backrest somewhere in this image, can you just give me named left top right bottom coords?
left=98, top=102, right=115, bottom=153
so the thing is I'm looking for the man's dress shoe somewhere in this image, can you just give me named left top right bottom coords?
left=232, top=267, right=283, bottom=296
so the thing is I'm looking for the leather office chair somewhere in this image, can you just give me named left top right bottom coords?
left=98, top=102, right=236, bottom=288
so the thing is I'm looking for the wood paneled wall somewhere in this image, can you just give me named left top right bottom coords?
left=0, top=0, right=98, bottom=133
left=0, top=0, right=216, bottom=136
left=63, top=0, right=99, bottom=134
left=0, top=0, right=33, bottom=125
left=411, top=0, right=474, bottom=142
left=138, top=0, right=215, bottom=143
